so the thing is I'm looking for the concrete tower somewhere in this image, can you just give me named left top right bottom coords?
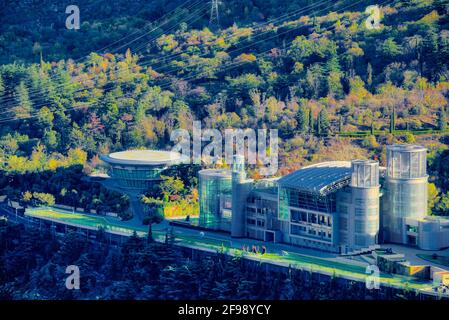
left=382, top=144, right=428, bottom=245
left=348, top=160, right=380, bottom=249
left=231, top=155, right=253, bottom=238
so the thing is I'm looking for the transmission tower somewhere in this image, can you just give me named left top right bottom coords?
left=209, top=0, right=220, bottom=30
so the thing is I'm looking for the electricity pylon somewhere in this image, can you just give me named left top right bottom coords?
left=209, top=0, right=220, bottom=30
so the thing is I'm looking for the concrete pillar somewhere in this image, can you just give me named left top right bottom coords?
left=231, top=155, right=253, bottom=238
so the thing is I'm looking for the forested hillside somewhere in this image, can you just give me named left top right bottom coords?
left=1, top=0, right=449, bottom=214
left=0, top=0, right=375, bottom=63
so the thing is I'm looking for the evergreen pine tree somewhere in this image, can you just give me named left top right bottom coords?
left=318, top=109, right=329, bottom=136
left=438, top=107, right=447, bottom=131
left=366, top=62, right=373, bottom=89
left=389, top=107, right=395, bottom=134
left=308, top=109, right=314, bottom=134
left=296, top=106, right=309, bottom=133
left=14, top=81, right=33, bottom=118
left=0, top=75, right=4, bottom=97
left=317, top=112, right=322, bottom=136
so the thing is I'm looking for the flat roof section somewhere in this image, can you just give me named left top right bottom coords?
left=387, top=144, right=427, bottom=152
left=101, top=150, right=182, bottom=166
left=278, top=161, right=352, bottom=196
left=198, top=169, right=232, bottom=178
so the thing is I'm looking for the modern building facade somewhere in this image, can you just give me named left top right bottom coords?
left=277, top=162, right=351, bottom=252
left=231, top=155, right=254, bottom=238
left=334, top=160, right=381, bottom=253
left=245, top=180, right=281, bottom=242
left=197, top=144, right=449, bottom=253
left=101, top=150, right=182, bottom=192
left=198, top=169, right=233, bottom=231
left=382, top=144, right=428, bottom=245
left=100, top=150, right=182, bottom=222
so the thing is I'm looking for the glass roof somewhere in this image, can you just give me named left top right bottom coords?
left=278, top=161, right=352, bottom=195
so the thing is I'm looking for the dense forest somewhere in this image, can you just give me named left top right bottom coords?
left=0, top=220, right=429, bottom=300
left=1, top=0, right=449, bottom=215
left=0, top=0, right=385, bottom=63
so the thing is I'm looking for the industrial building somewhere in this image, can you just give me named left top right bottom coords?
left=198, top=144, right=449, bottom=253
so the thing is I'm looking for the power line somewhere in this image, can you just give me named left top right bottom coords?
left=0, top=0, right=392, bottom=125
left=0, top=0, right=206, bottom=105
left=0, top=0, right=393, bottom=123
left=0, top=0, right=335, bottom=109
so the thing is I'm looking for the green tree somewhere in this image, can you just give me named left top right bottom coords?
left=438, top=107, right=447, bottom=131
left=227, top=74, right=263, bottom=97
left=22, top=191, right=33, bottom=206
left=428, top=183, right=440, bottom=214
left=32, top=192, right=55, bottom=206
left=305, top=64, right=325, bottom=98
left=37, top=106, right=54, bottom=129
left=289, top=35, right=315, bottom=62
left=43, top=129, right=58, bottom=149
left=159, top=175, right=185, bottom=198
left=316, top=112, right=321, bottom=136
left=317, top=109, right=329, bottom=136
left=308, top=109, right=314, bottom=134
left=389, top=107, right=396, bottom=134
left=141, top=197, right=164, bottom=243
left=436, top=192, right=449, bottom=215
left=295, top=105, right=309, bottom=133
left=14, top=81, right=33, bottom=118
left=362, top=135, right=379, bottom=149
left=325, top=57, right=343, bottom=98
left=381, top=38, right=402, bottom=59
left=404, top=132, right=416, bottom=143
left=366, top=62, right=373, bottom=89
left=0, top=75, right=4, bottom=96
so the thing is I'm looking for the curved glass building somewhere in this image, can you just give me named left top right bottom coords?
left=198, top=169, right=232, bottom=231
left=101, top=150, right=182, bottom=192
left=383, top=144, right=428, bottom=245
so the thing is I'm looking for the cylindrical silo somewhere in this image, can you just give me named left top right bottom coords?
left=349, top=160, right=380, bottom=248
left=383, top=144, right=428, bottom=244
